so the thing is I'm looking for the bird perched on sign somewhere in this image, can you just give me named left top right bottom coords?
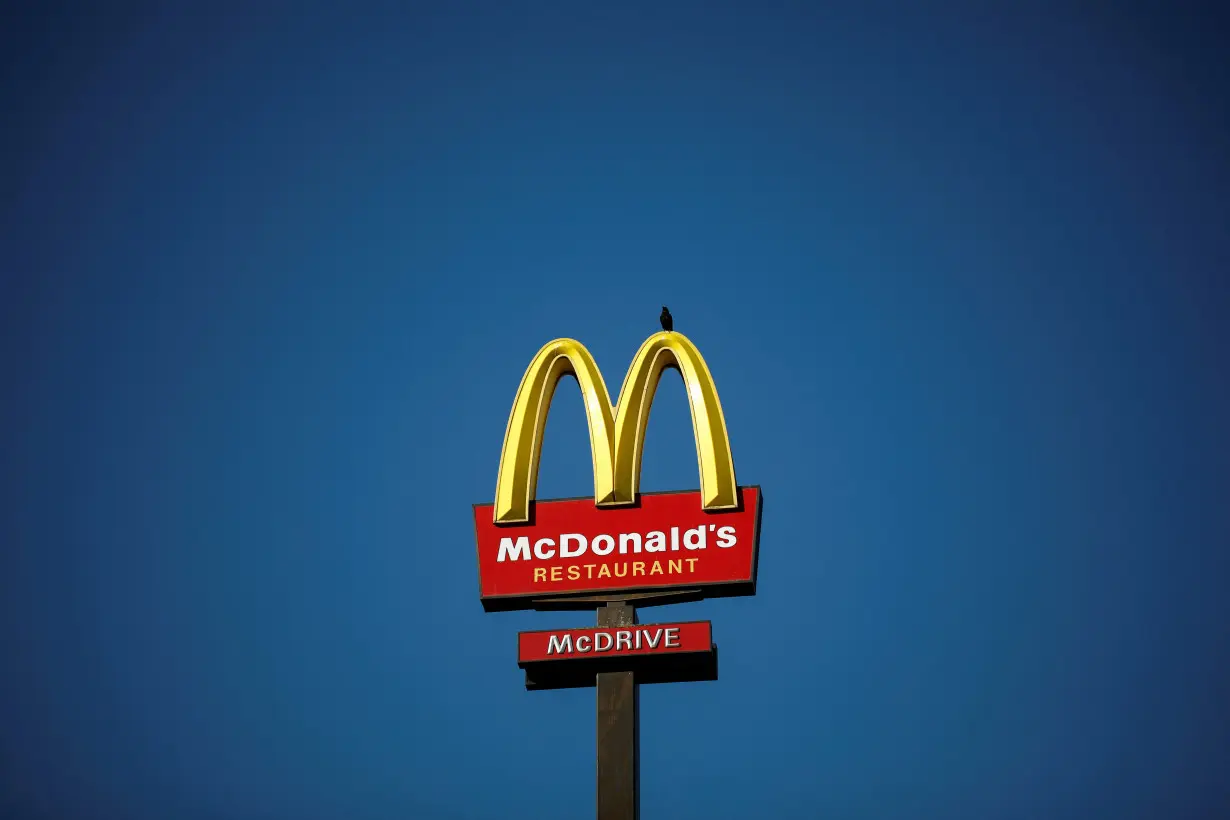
left=660, top=306, right=673, bottom=332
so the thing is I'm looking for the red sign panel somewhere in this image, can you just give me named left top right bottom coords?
left=518, top=621, right=712, bottom=664
left=473, top=486, right=762, bottom=610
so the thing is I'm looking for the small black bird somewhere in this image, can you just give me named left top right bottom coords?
left=660, top=306, right=674, bottom=332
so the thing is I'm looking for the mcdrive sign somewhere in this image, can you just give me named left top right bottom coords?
left=474, top=330, right=762, bottom=611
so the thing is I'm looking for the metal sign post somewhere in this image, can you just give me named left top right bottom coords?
left=596, top=601, right=639, bottom=820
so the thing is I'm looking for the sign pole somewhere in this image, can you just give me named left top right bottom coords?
left=596, top=601, right=639, bottom=820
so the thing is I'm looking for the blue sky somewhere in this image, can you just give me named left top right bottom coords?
left=2, top=4, right=1228, bottom=818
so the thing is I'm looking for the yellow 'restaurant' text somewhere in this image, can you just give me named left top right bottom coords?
left=533, top=558, right=699, bottom=583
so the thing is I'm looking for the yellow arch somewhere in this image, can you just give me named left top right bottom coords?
left=493, top=331, right=738, bottom=524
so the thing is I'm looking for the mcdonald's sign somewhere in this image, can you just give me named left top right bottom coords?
left=473, top=330, right=762, bottom=611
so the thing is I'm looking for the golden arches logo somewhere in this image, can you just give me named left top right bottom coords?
left=493, top=331, right=738, bottom=524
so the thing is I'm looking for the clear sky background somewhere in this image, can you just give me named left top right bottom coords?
left=2, top=3, right=1228, bottom=819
